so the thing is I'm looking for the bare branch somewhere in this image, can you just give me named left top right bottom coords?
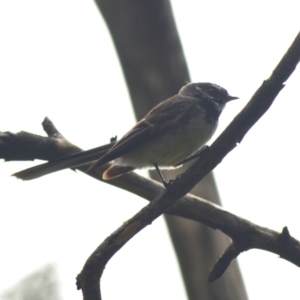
left=208, top=243, right=240, bottom=282
left=75, top=30, right=300, bottom=299
left=3, top=124, right=300, bottom=283
left=0, top=117, right=81, bottom=161
left=1, top=31, right=300, bottom=300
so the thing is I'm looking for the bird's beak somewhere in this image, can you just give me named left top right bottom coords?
left=226, top=95, right=239, bottom=102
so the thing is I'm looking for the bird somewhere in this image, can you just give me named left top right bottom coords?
left=13, top=82, right=238, bottom=187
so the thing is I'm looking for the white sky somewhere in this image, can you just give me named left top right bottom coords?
left=0, top=1, right=300, bottom=299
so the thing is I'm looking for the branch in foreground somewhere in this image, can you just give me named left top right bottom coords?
left=2, top=32, right=300, bottom=299
left=73, top=31, right=300, bottom=300
left=0, top=118, right=82, bottom=161
left=2, top=125, right=300, bottom=281
left=3, top=123, right=300, bottom=288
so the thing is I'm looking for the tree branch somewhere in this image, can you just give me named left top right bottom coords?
left=2, top=31, right=300, bottom=300
left=53, top=31, right=300, bottom=299
left=3, top=121, right=300, bottom=284
left=0, top=118, right=81, bottom=161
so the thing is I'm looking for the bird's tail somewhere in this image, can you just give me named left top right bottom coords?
left=12, top=143, right=114, bottom=180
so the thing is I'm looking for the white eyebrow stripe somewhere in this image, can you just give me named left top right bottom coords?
left=144, top=120, right=154, bottom=127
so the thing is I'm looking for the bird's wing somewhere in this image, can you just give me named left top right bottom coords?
left=89, top=95, right=199, bottom=170
left=87, top=118, right=154, bottom=170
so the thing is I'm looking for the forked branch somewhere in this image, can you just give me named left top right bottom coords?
left=1, top=32, right=300, bottom=300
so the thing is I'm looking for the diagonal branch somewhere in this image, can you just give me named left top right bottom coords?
left=75, top=31, right=300, bottom=300
left=3, top=123, right=300, bottom=285
left=1, top=31, right=300, bottom=300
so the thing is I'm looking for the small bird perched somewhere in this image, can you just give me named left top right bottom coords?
left=13, top=82, right=237, bottom=187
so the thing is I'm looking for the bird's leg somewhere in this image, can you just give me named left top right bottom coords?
left=175, top=145, right=210, bottom=166
left=154, top=163, right=173, bottom=189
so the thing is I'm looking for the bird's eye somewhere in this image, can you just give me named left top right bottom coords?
left=208, top=88, right=218, bottom=95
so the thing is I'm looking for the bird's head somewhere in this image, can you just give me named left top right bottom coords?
left=179, top=82, right=238, bottom=105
